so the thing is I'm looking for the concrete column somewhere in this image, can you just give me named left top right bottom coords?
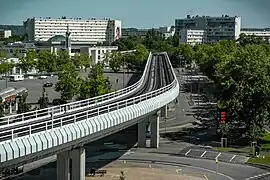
left=150, top=114, right=160, bottom=148
left=9, top=102, right=12, bottom=114
left=71, top=147, right=85, bottom=180
left=57, top=151, right=70, bottom=180
left=15, top=101, right=18, bottom=111
left=161, top=105, right=168, bottom=118
left=138, top=120, right=146, bottom=148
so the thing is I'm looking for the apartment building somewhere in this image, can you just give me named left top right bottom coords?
left=180, top=29, right=205, bottom=45
left=0, top=29, right=12, bottom=39
left=25, top=17, right=121, bottom=44
left=240, top=28, right=270, bottom=42
left=175, top=15, right=241, bottom=43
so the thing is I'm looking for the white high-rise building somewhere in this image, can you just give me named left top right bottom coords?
left=180, top=29, right=205, bottom=46
left=175, top=15, right=241, bottom=43
left=0, top=29, right=12, bottom=39
left=25, top=17, right=122, bottom=44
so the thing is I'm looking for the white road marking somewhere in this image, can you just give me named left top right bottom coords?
left=185, top=149, right=192, bottom=156
left=245, top=172, right=270, bottom=180
left=230, top=155, right=236, bottom=162
left=201, top=151, right=207, bottom=157
left=215, top=153, right=221, bottom=160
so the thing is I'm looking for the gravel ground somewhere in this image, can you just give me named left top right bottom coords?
left=0, top=72, right=135, bottom=105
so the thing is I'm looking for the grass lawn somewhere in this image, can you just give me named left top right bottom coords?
left=248, top=156, right=270, bottom=166
left=261, top=133, right=270, bottom=151
left=248, top=133, right=270, bottom=166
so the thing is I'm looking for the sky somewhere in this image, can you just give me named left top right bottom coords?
left=1, top=0, right=270, bottom=28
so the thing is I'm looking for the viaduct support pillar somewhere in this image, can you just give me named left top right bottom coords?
left=71, top=147, right=85, bottom=180
left=150, top=113, right=160, bottom=148
left=57, top=151, right=70, bottom=180
left=161, top=105, right=168, bottom=118
left=138, top=120, right=146, bottom=148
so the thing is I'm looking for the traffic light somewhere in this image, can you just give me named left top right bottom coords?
left=219, top=111, right=226, bottom=124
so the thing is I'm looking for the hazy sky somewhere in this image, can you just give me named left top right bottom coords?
left=1, top=0, right=270, bottom=28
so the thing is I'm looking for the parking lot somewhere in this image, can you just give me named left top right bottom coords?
left=0, top=72, right=135, bottom=104
left=181, top=147, right=249, bottom=163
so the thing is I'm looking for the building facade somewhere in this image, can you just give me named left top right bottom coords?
left=0, top=29, right=12, bottom=39
left=175, top=15, right=241, bottom=43
left=180, top=29, right=205, bottom=45
left=240, top=28, right=270, bottom=42
left=25, top=17, right=121, bottom=44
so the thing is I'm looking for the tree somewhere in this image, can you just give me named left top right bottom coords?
left=38, top=87, right=49, bottom=109
left=17, top=93, right=30, bottom=113
left=37, top=50, right=58, bottom=73
left=56, top=50, right=70, bottom=70
left=73, top=53, right=91, bottom=71
left=19, top=49, right=36, bottom=74
left=193, top=41, right=270, bottom=142
left=55, top=62, right=81, bottom=101
left=109, top=51, right=123, bottom=72
left=78, top=62, right=111, bottom=100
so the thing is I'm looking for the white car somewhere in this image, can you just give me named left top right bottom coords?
left=39, top=75, right=48, bottom=79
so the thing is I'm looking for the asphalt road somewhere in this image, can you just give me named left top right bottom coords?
left=0, top=72, right=133, bottom=105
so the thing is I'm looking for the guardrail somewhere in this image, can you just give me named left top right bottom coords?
left=0, top=52, right=178, bottom=143
left=0, top=53, right=153, bottom=127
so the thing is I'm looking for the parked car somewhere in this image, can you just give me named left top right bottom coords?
left=52, top=99, right=67, bottom=105
left=43, top=82, right=53, bottom=87
left=39, top=75, right=48, bottom=79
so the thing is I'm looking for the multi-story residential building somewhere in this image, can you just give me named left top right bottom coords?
left=240, top=28, right=270, bottom=42
left=0, top=29, right=12, bottom=39
left=180, top=29, right=205, bottom=45
left=24, top=17, right=121, bottom=44
left=175, top=15, right=241, bottom=43
left=121, top=28, right=148, bottom=38
left=0, top=25, right=26, bottom=37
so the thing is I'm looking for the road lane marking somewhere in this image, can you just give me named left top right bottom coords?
left=185, top=149, right=192, bottom=156
left=201, top=151, right=207, bottom=157
left=215, top=153, right=221, bottom=160
left=230, top=155, right=236, bottom=162
left=245, top=172, right=270, bottom=180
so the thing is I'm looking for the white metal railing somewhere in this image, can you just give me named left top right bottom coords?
left=0, top=78, right=177, bottom=143
left=0, top=53, right=153, bottom=127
